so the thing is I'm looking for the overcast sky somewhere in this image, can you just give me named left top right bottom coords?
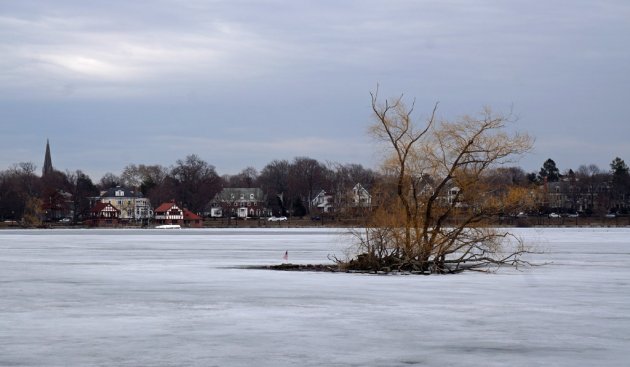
left=1, top=0, right=629, bottom=179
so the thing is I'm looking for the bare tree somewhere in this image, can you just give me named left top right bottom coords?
left=258, top=159, right=291, bottom=215
left=147, top=175, right=178, bottom=209
left=576, top=164, right=608, bottom=215
left=99, top=172, right=121, bottom=189
left=171, top=154, right=222, bottom=213
left=288, top=157, right=327, bottom=213
left=120, top=164, right=142, bottom=188
left=326, top=162, right=378, bottom=214
left=340, top=89, right=534, bottom=273
left=226, top=167, right=259, bottom=188
left=0, top=163, right=42, bottom=223
left=66, top=170, right=98, bottom=222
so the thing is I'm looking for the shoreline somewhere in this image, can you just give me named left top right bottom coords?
left=2, top=215, right=630, bottom=230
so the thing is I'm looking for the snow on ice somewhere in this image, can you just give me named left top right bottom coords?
left=0, top=228, right=628, bottom=366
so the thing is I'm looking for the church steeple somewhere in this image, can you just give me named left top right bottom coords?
left=42, top=139, right=53, bottom=176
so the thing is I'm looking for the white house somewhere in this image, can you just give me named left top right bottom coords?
left=351, top=183, right=372, bottom=208
left=311, top=190, right=335, bottom=213
left=97, top=186, right=152, bottom=222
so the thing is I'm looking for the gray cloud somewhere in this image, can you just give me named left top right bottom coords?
left=1, top=0, right=629, bottom=178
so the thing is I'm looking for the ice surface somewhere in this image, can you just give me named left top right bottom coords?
left=1, top=228, right=628, bottom=366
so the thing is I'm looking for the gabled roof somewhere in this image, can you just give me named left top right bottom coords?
left=91, top=202, right=120, bottom=213
left=312, top=189, right=334, bottom=198
left=352, top=183, right=370, bottom=194
left=155, top=202, right=180, bottom=213
left=183, top=209, right=202, bottom=220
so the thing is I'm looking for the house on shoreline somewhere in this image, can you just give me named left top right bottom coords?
left=206, top=188, right=270, bottom=218
left=311, top=183, right=373, bottom=215
left=87, top=202, right=120, bottom=227
left=93, top=186, right=152, bottom=223
left=154, top=201, right=202, bottom=228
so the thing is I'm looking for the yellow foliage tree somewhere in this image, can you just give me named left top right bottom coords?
left=344, top=88, right=534, bottom=273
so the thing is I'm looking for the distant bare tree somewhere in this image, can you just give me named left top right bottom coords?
left=488, top=166, right=529, bottom=187
left=99, top=172, right=121, bottom=189
left=258, top=159, right=291, bottom=215
left=120, top=164, right=142, bottom=188
left=66, top=170, right=98, bottom=222
left=14, top=162, right=39, bottom=197
left=288, top=157, right=327, bottom=213
left=120, top=163, right=169, bottom=196
left=576, top=164, right=608, bottom=215
left=171, top=154, right=222, bottom=213
left=327, top=162, right=378, bottom=213
left=226, top=167, right=259, bottom=188
left=0, top=163, right=42, bottom=222
left=147, top=175, right=178, bottom=208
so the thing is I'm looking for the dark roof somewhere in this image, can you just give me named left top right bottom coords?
left=213, top=188, right=265, bottom=202
left=100, top=186, right=143, bottom=199
left=42, top=139, right=53, bottom=176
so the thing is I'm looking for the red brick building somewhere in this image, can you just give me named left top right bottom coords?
left=206, top=188, right=270, bottom=218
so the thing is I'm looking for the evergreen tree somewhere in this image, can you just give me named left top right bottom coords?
left=610, top=157, right=629, bottom=177
left=538, top=159, right=560, bottom=182
left=610, top=157, right=630, bottom=211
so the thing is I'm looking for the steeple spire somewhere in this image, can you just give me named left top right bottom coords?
left=42, top=139, right=53, bottom=176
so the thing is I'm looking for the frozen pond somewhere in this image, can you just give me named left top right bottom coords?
left=1, top=228, right=628, bottom=366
